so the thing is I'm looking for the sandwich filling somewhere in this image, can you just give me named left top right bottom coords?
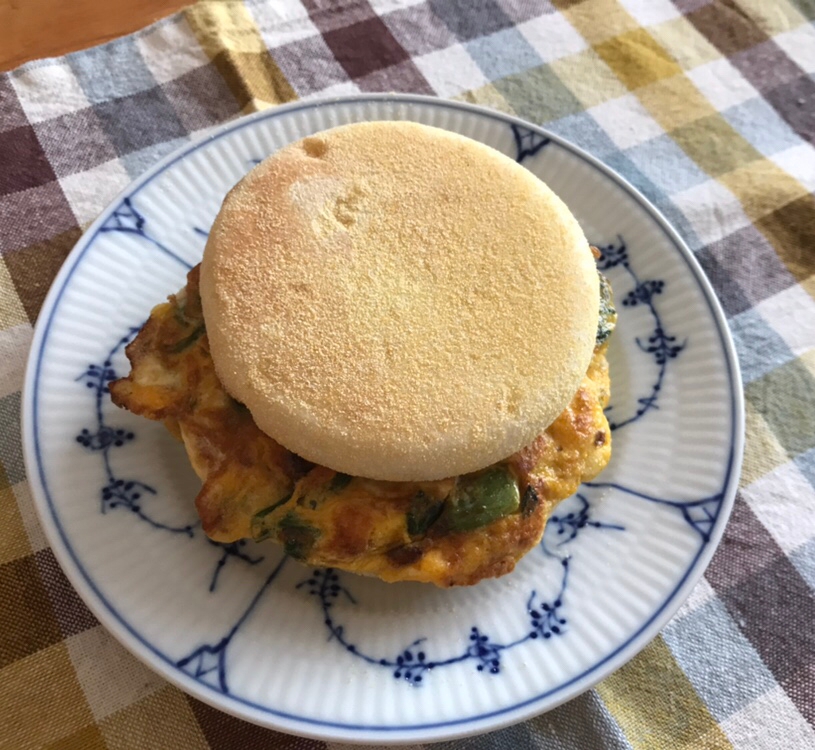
left=110, top=259, right=614, bottom=587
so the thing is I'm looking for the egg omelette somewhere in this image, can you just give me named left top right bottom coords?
left=110, top=259, right=614, bottom=587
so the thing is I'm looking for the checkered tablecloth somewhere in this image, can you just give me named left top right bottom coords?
left=1, top=1, right=814, bottom=748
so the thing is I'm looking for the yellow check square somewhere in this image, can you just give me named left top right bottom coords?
left=100, top=686, right=209, bottom=749
left=755, top=195, right=815, bottom=285
left=187, top=0, right=266, bottom=53
left=732, top=0, right=809, bottom=36
left=648, top=16, right=722, bottom=71
left=0, top=486, right=30, bottom=566
left=595, top=28, right=682, bottom=90
left=671, top=114, right=762, bottom=176
left=721, top=161, right=810, bottom=222
left=455, top=84, right=515, bottom=116
left=0, top=644, right=96, bottom=748
left=637, top=74, right=717, bottom=132
left=597, top=638, right=731, bottom=749
left=556, top=0, right=640, bottom=44
left=550, top=49, right=629, bottom=108
left=742, top=403, right=791, bottom=486
left=0, top=260, right=29, bottom=330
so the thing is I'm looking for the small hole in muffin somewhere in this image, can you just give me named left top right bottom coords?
left=302, top=137, right=328, bottom=158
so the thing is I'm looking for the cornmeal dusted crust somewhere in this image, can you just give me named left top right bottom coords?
left=200, top=121, right=599, bottom=481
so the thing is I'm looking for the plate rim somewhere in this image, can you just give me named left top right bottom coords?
left=21, top=93, right=745, bottom=744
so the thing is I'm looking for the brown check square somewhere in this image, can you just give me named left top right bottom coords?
left=686, top=0, right=769, bottom=56
left=383, top=2, right=458, bottom=56
left=302, top=0, right=376, bottom=33
left=0, top=182, right=77, bottom=255
left=93, top=88, right=188, bottom=157
left=701, top=224, right=798, bottom=314
left=429, top=0, right=515, bottom=41
left=321, top=15, right=413, bottom=79
left=731, top=40, right=809, bottom=93
left=783, top=663, right=815, bottom=726
left=764, top=75, right=815, bottom=144
left=33, top=107, right=119, bottom=178
left=718, top=538, right=815, bottom=686
left=0, top=125, right=58, bottom=196
left=189, top=697, right=326, bottom=749
left=35, top=548, right=98, bottom=638
left=4, top=228, right=81, bottom=322
left=756, top=194, right=815, bottom=282
left=355, top=58, right=433, bottom=94
left=161, top=65, right=241, bottom=133
left=0, top=554, right=64, bottom=668
left=272, top=34, right=352, bottom=95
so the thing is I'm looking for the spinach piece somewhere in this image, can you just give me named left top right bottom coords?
left=250, top=492, right=293, bottom=542
left=406, top=491, right=445, bottom=537
left=277, top=512, right=320, bottom=560
left=329, top=473, right=353, bottom=493
left=170, top=323, right=205, bottom=353
left=596, top=272, right=616, bottom=346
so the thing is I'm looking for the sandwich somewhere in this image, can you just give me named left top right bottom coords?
left=110, top=121, right=615, bottom=587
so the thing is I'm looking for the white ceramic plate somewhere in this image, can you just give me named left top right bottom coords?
left=22, top=95, right=743, bottom=744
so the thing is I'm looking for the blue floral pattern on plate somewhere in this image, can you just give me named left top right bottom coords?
left=81, top=134, right=723, bottom=688
left=24, top=96, right=741, bottom=742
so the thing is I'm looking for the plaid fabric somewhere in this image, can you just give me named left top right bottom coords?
left=1, top=0, right=814, bottom=747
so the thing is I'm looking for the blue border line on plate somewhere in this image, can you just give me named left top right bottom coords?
left=29, top=95, right=741, bottom=734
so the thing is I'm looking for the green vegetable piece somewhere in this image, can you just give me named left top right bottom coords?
left=406, top=491, right=445, bottom=537
left=170, top=323, right=205, bottom=353
left=173, top=303, right=187, bottom=326
left=277, top=512, right=320, bottom=560
left=250, top=493, right=292, bottom=542
left=229, top=397, right=250, bottom=415
left=442, top=468, right=520, bottom=532
left=596, top=272, right=616, bottom=346
left=329, top=473, right=353, bottom=492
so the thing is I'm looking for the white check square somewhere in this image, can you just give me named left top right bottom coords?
left=247, top=0, right=323, bottom=48
left=59, top=159, right=131, bottom=226
left=687, top=58, right=760, bottom=112
left=11, top=62, right=90, bottom=124
left=589, top=93, right=664, bottom=150
left=771, top=144, right=815, bottom=193
left=741, top=460, right=815, bottom=556
left=414, top=44, right=489, bottom=98
left=773, top=23, right=815, bottom=74
left=517, top=13, right=587, bottom=63
left=756, top=284, right=815, bottom=359
left=137, top=16, right=211, bottom=85
left=618, top=0, right=680, bottom=27
left=67, top=626, right=165, bottom=721
left=723, top=685, right=815, bottom=750
left=672, top=180, right=752, bottom=246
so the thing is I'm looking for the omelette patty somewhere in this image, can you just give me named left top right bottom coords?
left=110, top=264, right=614, bottom=587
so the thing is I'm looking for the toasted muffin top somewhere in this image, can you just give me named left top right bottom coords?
left=200, top=121, right=599, bottom=481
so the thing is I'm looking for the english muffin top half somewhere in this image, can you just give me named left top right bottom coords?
left=201, top=121, right=599, bottom=481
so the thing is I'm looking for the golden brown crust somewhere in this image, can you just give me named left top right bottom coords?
left=200, top=121, right=600, bottom=481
